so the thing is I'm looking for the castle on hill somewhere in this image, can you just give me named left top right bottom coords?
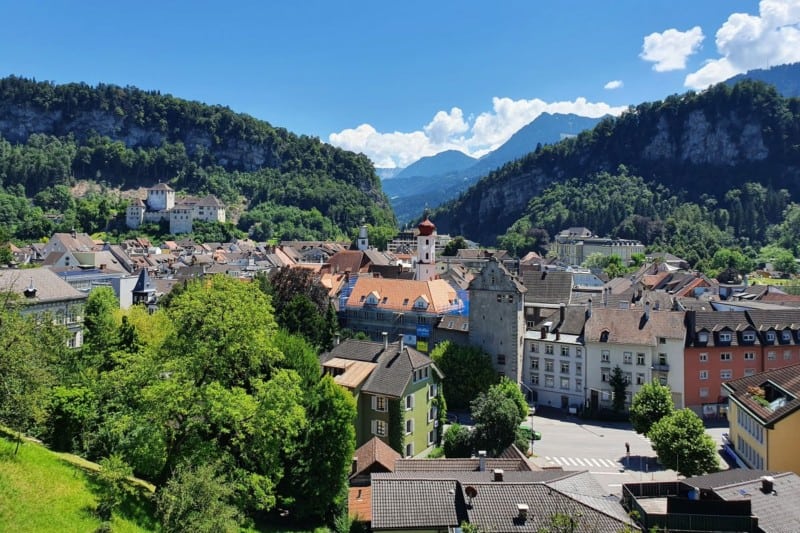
left=126, top=183, right=225, bottom=234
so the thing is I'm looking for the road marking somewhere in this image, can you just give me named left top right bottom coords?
left=574, top=457, right=586, bottom=466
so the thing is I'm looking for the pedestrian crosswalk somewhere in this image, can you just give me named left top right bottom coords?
left=544, top=456, right=622, bottom=469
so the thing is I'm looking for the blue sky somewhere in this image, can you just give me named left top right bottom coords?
left=2, top=0, right=798, bottom=168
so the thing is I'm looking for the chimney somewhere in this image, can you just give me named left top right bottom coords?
left=603, top=286, right=609, bottom=307
left=399, top=334, right=405, bottom=352
left=478, top=450, right=487, bottom=471
left=493, top=469, right=504, bottom=482
left=645, top=301, right=651, bottom=321
left=335, top=334, right=341, bottom=346
left=540, top=327, right=547, bottom=339
left=351, top=456, right=358, bottom=476
left=382, top=331, right=388, bottom=350
left=555, top=330, right=561, bottom=341
left=761, top=476, right=774, bottom=494
left=586, top=299, right=593, bottom=318
left=517, top=504, right=529, bottom=521
left=559, top=303, right=566, bottom=325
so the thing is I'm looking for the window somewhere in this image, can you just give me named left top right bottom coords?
left=659, top=376, right=667, bottom=385
left=561, top=345, right=569, bottom=357
left=784, top=350, right=793, bottom=361
left=768, top=351, right=776, bottom=360
left=699, top=370, right=708, bottom=380
left=782, top=330, right=791, bottom=343
left=720, top=353, right=732, bottom=361
left=373, top=396, right=387, bottom=412
left=531, top=374, right=540, bottom=386
left=601, top=350, right=610, bottom=363
left=624, top=372, right=632, bottom=384
left=497, top=294, right=503, bottom=302
left=545, top=344, right=554, bottom=355
left=545, top=375, right=555, bottom=388
left=720, top=369, right=732, bottom=380
left=576, top=347, right=582, bottom=358
left=698, top=332, right=708, bottom=343
left=744, top=352, right=755, bottom=361
left=405, top=419, right=414, bottom=434
left=719, top=332, right=731, bottom=342
left=742, top=331, right=755, bottom=343
left=560, top=377, right=570, bottom=390
left=636, top=373, right=645, bottom=385
left=575, top=378, right=583, bottom=391
left=699, top=353, right=708, bottom=362
left=744, top=368, right=756, bottom=376
left=428, top=430, right=435, bottom=446
left=600, top=331, right=609, bottom=342
left=560, top=361, right=570, bottom=374
left=601, top=367, right=610, bottom=382
left=497, top=354, right=506, bottom=366
left=545, top=359, right=554, bottom=372
left=659, top=337, right=666, bottom=345
left=405, top=394, right=414, bottom=410
left=405, top=443, right=413, bottom=457
left=636, top=353, right=645, bottom=366
left=766, top=331, right=776, bottom=342
left=531, top=358, right=540, bottom=370
left=372, top=420, right=387, bottom=437
left=699, top=387, right=709, bottom=398
left=531, top=342, right=539, bottom=353
left=575, top=363, right=582, bottom=375
left=623, top=352, right=633, bottom=364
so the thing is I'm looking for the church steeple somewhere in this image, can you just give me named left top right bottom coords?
left=415, top=212, right=437, bottom=281
left=357, top=223, right=369, bottom=251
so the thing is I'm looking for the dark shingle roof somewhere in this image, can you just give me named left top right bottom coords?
left=393, top=458, right=531, bottom=473
left=371, top=478, right=466, bottom=529
left=521, top=271, right=574, bottom=304
left=685, top=469, right=778, bottom=490
left=585, top=308, right=685, bottom=345
left=723, top=363, right=800, bottom=426
left=0, top=268, right=87, bottom=304
left=712, top=472, right=800, bottom=532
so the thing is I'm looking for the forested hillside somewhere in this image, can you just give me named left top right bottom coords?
left=433, top=81, right=800, bottom=260
left=0, top=76, right=395, bottom=241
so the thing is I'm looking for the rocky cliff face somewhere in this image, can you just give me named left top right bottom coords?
left=433, top=86, right=800, bottom=246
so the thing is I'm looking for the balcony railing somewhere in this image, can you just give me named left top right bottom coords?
left=651, top=363, right=670, bottom=372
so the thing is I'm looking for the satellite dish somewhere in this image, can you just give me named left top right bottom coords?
left=465, top=486, right=478, bottom=499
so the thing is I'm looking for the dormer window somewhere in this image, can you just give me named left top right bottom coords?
left=698, top=332, right=708, bottom=343
left=600, top=331, right=609, bottom=342
left=742, top=331, right=755, bottom=343
left=413, top=296, right=429, bottom=310
left=781, top=330, right=792, bottom=343
left=718, top=332, right=731, bottom=343
left=403, top=298, right=409, bottom=306
left=365, top=291, right=380, bottom=305
left=766, top=331, right=775, bottom=342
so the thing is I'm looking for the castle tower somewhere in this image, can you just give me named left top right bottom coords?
left=357, top=224, right=369, bottom=251
left=415, top=214, right=436, bottom=282
left=146, top=183, right=175, bottom=211
left=126, top=198, right=145, bottom=229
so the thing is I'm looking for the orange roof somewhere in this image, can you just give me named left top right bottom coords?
left=642, top=271, right=670, bottom=289
left=325, top=358, right=376, bottom=389
left=348, top=486, right=371, bottom=521
left=345, top=277, right=460, bottom=313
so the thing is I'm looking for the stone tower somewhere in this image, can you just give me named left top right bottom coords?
left=415, top=215, right=437, bottom=282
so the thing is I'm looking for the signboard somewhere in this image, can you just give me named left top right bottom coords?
left=416, top=339, right=429, bottom=353
left=402, top=334, right=417, bottom=346
left=416, top=324, right=431, bottom=338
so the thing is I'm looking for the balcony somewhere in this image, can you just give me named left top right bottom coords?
left=651, top=363, right=670, bottom=372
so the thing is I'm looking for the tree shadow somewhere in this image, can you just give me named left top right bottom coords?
left=618, top=454, right=665, bottom=473
left=83, top=469, right=159, bottom=530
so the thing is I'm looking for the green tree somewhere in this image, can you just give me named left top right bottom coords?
left=471, top=383, right=524, bottom=456
left=156, top=462, right=241, bottom=533
left=709, top=248, right=754, bottom=276
left=430, top=341, right=498, bottom=409
left=495, top=377, right=528, bottom=420
left=81, top=286, right=120, bottom=371
left=629, top=380, right=675, bottom=435
left=608, top=366, right=628, bottom=412
left=443, top=236, right=468, bottom=256
left=758, top=244, right=797, bottom=274
left=443, top=424, right=473, bottom=458
left=95, top=454, right=133, bottom=521
left=604, top=254, right=627, bottom=279
left=648, top=409, right=719, bottom=477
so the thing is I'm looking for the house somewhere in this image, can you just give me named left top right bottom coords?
left=584, top=303, right=686, bottom=410
left=322, top=337, right=444, bottom=457
left=524, top=304, right=588, bottom=409
left=622, top=470, right=800, bottom=532
left=552, top=227, right=644, bottom=266
left=468, top=257, right=527, bottom=384
left=348, top=437, right=402, bottom=523
left=723, top=364, right=800, bottom=473
left=370, top=452, right=637, bottom=532
left=0, top=268, right=87, bottom=348
left=339, top=276, right=463, bottom=352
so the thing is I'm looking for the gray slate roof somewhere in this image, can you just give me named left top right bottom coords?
left=371, top=478, right=466, bottom=530
left=0, top=268, right=87, bottom=304
left=521, top=271, right=574, bottom=304
left=712, top=472, right=800, bottom=533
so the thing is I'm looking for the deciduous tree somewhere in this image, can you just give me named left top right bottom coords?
left=430, top=341, right=498, bottom=409
left=629, top=380, right=674, bottom=435
left=648, top=409, right=719, bottom=477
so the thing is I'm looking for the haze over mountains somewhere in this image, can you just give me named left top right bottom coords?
left=383, top=112, right=604, bottom=223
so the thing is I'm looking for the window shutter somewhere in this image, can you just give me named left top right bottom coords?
left=371, top=396, right=377, bottom=411
left=371, top=420, right=377, bottom=435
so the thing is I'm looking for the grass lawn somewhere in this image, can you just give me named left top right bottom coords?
left=0, top=436, right=157, bottom=532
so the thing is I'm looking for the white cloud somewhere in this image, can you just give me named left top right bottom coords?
left=685, top=0, right=800, bottom=88
left=604, top=80, right=624, bottom=90
left=640, top=26, right=705, bottom=71
left=328, top=97, right=627, bottom=169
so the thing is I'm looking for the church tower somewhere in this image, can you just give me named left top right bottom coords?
left=357, top=224, right=369, bottom=251
left=415, top=214, right=437, bottom=281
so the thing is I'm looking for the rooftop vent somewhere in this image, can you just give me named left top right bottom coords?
left=23, top=278, right=37, bottom=298
left=478, top=450, right=487, bottom=472
left=761, top=476, right=774, bottom=494
left=493, top=469, right=504, bottom=482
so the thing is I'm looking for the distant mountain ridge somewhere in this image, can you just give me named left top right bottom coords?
left=430, top=80, right=800, bottom=246
left=384, top=112, right=603, bottom=223
left=394, top=150, right=477, bottom=180
left=726, top=62, right=800, bottom=97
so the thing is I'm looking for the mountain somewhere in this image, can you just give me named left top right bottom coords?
left=384, top=113, right=602, bottom=223
left=0, top=76, right=395, bottom=240
left=375, top=167, right=402, bottom=180
left=726, top=62, right=800, bottom=97
left=394, top=150, right=477, bottom=179
left=431, top=80, right=800, bottom=246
